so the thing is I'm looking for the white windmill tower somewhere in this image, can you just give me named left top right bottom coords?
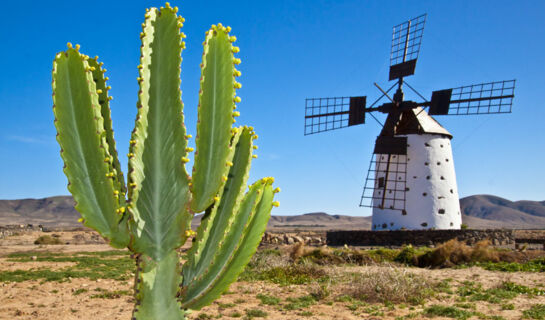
left=304, top=14, right=515, bottom=230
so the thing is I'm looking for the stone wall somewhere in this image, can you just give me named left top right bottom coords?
left=326, top=229, right=515, bottom=247
left=261, top=232, right=326, bottom=246
left=0, top=225, right=42, bottom=239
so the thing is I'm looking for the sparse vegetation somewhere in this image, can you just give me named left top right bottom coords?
left=90, top=288, right=130, bottom=299
left=283, top=295, right=316, bottom=310
left=0, top=251, right=132, bottom=282
left=424, top=305, right=474, bottom=320
left=2, top=236, right=545, bottom=319
left=72, top=288, right=88, bottom=295
left=239, top=251, right=329, bottom=286
left=245, top=308, right=268, bottom=318
left=256, top=294, right=280, bottom=306
left=343, top=267, right=435, bottom=304
left=523, top=304, right=545, bottom=319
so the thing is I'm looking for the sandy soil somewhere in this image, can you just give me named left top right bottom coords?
left=1, top=231, right=544, bottom=320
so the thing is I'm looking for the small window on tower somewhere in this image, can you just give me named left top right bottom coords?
left=378, top=177, right=385, bottom=188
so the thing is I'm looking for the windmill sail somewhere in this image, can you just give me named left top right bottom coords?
left=360, top=153, right=407, bottom=212
left=389, top=14, right=427, bottom=80
left=304, top=96, right=366, bottom=135
left=428, top=80, right=515, bottom=115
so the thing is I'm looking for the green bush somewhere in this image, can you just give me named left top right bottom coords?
left=34, top=235, right=62, bottom=245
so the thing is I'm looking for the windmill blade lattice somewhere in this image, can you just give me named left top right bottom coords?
left=304, top=96, right=366, bottom=135
left=389, top=14, right=427, bottom=80
left=428, top=80, right=515, bottom=115
left=360, top=153, right=407, bottom=212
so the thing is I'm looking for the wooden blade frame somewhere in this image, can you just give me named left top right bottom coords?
left=428, top=80, right=515, bottom=115
left=304, top=96, right=366, bottom=135
left=389, top=14, right=427, bottom=80
left=360, top=153, right=407, bottom=212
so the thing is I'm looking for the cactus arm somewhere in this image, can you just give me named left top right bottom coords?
left=87, top=57, right=126, bottom=198
left=133, top=251, right=185, bottom=320
left=127, top=6, right=191, bottom=261
left=52, top=47, right=129, bottom=248
left=182, top=127, right=250, bottom=284
left=181, top=178, right=274, bottom=310
left=86, top=57, right=130, bottom=246
left=190, top=25, right=239, bottom=213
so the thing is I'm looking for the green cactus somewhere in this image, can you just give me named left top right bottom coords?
left=51, top=3, right=278, bottom=319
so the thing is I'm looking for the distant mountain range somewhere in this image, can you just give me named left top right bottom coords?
left=1, top=195, right=544, bottom=229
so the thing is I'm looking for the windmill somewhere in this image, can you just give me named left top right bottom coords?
left=304, top=14, right=515, bottom=230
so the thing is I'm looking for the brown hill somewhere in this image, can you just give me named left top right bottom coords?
left=1, top=194, right=544, bottom=229
left=0, top=196, right=79, bottom=227
left=460, top=195, right=545, bottom=229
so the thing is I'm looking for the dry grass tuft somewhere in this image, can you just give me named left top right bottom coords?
left=418, top=239, right=499, bottom=268
left=289, top=242, right=306, bottom=262
left=342, top=266, right=433, bottom=304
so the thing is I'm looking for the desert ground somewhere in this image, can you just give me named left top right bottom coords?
left=1, top=230, right=545, bottom=320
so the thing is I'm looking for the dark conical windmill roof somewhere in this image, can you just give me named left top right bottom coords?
left=395, top=107, right=452, bottom=138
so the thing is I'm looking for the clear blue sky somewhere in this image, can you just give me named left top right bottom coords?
left=1, top=0, right=544, bottom=216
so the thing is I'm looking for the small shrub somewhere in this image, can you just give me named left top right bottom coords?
left=256, top=294, right=280, bottom=305
left=477, top=258, right=545, bottom=272
left=343, top=267, right=433, bottom=305
left=240, top=263, right=328, bottom=286
left=424, top=305, right=473, bottom=320
left=523, top=304, right=545, bottom=319
left=418, top=239, right=498, bottom=268
left=284, top=295, right=316, bottom=310
left=245, top=308, right=268, bottom=318
left=501, top=303, right=515, bottom=310
left=309, top=282, right=331, bottom=300
left=34, top=235, right=62, bottom=245
left=501, top=281, right=545, bottom=296
left=393, top=245, right=432, bottom=266
left=289, top=242, right=306, bottom=261
left=90, top=288, right=130, bottom=299
left=72, top=288, right=88, bottom=296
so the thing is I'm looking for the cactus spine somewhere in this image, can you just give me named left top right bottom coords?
left=51, top=4, right=276, bottom=319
